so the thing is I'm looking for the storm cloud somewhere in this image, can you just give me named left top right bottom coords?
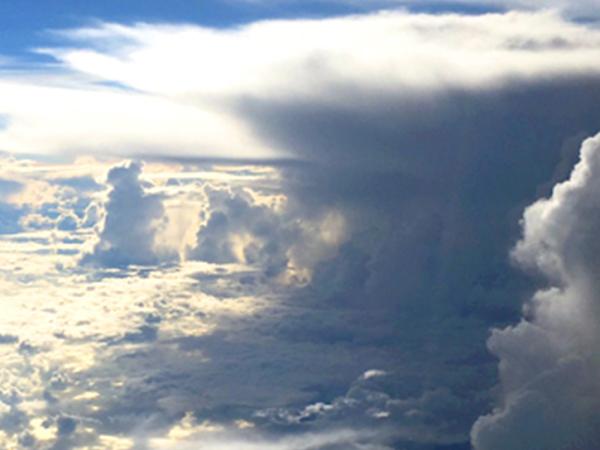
left=0, top=6, right=600, bottom=450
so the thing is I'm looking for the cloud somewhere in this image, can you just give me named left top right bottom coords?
left=2, top=8, right=600, bottom=450
left=186, top=185, right=345, bottom=281
left=239, top=0, right=600, bottom=19
left=187, top=186, right=293, bottom=276
left=82, top=161, right=168, bottom=267
left=148, top=425, right=385, bottom=450
left=0, top=11, right=600, bottom=158
left=36, top=12, right=600, bottom=447
left=471, top=133, right=600, bottom=450
left=50, top=11, right=600, bottom=96
left=254, top=369, right=479, bottom=447
left=0, top=78, right=280, bottom=159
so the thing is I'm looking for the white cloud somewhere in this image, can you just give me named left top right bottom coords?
left=148, top=427, right=385, bottom=450
left=50, top=11, right=600, bottom=96
left=0, top=79, right=277, bottom=159
left=471, top=133, right=600, bottom=450
left=1, top=11, right=600, bottom=158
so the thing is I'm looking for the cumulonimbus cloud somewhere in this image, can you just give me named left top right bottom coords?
left=4, top=8, right=600, bottom=450
left=1, top=10, right=600, bottom=158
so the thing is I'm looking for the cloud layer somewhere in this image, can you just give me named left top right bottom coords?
left=2, top=6, right=600, bottom=450
left=2, top=10, right=600, bottom=158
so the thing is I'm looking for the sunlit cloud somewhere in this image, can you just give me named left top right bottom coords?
left=1, top=11, right=600, bottom=158
left=1, top=5, right=600, bottom=450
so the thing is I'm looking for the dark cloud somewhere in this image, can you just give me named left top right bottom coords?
left=48, top=74, right=600, bottom=449
left=241, top=75, right=600, bottom=311
left=187, top=186, right=294, bottom=277
left=223, top=75, right=600, bottom=447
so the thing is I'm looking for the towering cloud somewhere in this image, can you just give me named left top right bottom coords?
left=82, top=161, right=166, bottom=267
left=1, top=6, right=600, bottom=450
left=471, top=133, right=600, bottom=450
left=187, top=187, right=292, bottom=276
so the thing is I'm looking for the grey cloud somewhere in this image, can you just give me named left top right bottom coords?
left=56, top=416, right=77, bottom=436
left=66, top=73, right=600, bottom=450
left=471, top=134, right=600, bottom=449
left=232, top=76, right=600, bottom=448
left=119, top=324, right=159, bottom=344
left=187, top=186, right=297, bottom=277
left=247, top=76, right=600, bottom=310
left=256, top=370, right=480, bottom=447
left=82, top=161, right=168, bottom=268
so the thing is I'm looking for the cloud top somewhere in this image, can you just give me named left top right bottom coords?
left=1, top=11, right=600, bottom=158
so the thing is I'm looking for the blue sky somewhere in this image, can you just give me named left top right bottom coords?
left=0, top=1, right=504, bottom=61
left=0, top=0, right=349, bottom=57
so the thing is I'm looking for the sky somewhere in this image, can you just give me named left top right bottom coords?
left=1, top=1, right=600, bottom=449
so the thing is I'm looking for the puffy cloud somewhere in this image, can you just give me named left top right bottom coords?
left=187, top=184, right=347, bottom=281
left=471, top=133, right=600, bottom=449
left=187, top=187, right=292, bottom=275
left=115, top=18, right=600, bottom=445
left=82, top=161, right=168, bottom=267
